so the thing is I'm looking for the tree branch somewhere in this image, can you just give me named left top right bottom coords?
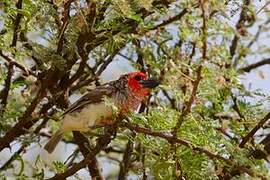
left=0, top=62, right=14, bottom=116
left=11, top=0, right=23, bottom=47
left=121, top=122, right=232, bottom=165
left=238, top=58, right=270, bottom=73
left=172, top=1, right=207, bottom=135
left=0, top=86, right=47, bottom=151
left=239, top=112, right=270, bottom=148
left=121, top=122, right=259, bottom=177
left=0, top=143, right=27, bottom=171
left=47, top=122, right=120, bottom=180
left=56, top=0, right=72, bottom=53
left=150, top=8, right=188, bottom=30
left=73, top=131, right=104, bottom=180
left=230, top=0, right=251, bottom=66
left=0, top=51, right=37, bottom=77
left=118, top=133, right=135, bottom=180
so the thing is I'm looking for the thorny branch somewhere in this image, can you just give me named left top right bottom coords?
left=184, top=0, right=207, bottom=115
left=169, top=2, right=208, bottom=177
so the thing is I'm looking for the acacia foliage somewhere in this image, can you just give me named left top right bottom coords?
left=0, top=0, right=270, bottom=179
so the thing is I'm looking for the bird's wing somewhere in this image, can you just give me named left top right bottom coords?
left=63, top=85, right=115, bottom=115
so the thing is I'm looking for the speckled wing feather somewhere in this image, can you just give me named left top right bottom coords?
left=63, top=84, right=115, bottom=115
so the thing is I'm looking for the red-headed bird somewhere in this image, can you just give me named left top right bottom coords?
left=44, top=72, right=159, bottom=153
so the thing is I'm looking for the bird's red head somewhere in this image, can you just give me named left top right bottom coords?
left=126, top=72, right=159, bottom=97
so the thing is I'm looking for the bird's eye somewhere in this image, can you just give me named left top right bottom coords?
left=134, top=75, right=142, bottom=81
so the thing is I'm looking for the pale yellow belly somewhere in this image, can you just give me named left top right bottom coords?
left=60, top=102, right=113, bottom=132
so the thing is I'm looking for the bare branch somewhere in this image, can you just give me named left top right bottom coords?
left=247, top=19, right=270, bottom=48
left=256, top=1, right=270, bottom=14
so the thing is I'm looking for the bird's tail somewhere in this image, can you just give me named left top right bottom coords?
left=44, top=130, right=64, bottom=153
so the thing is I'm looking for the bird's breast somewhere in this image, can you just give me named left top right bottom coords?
left=113, top=91, right=143, bottom=113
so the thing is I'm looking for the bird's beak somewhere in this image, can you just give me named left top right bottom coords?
left=139, top=78, right=160, bottom=88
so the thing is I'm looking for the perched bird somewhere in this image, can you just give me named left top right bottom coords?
left=44, top=72, right=159, bottom=153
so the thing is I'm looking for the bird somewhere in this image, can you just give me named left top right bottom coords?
left=44, top=72, right=159, bottom=153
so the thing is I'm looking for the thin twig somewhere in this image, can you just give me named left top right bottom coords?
left=231, top=95, right=246, bottom=120
left=71, top=46, right=125, bottom=92
left=247, top=19, right=270, bottom=48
